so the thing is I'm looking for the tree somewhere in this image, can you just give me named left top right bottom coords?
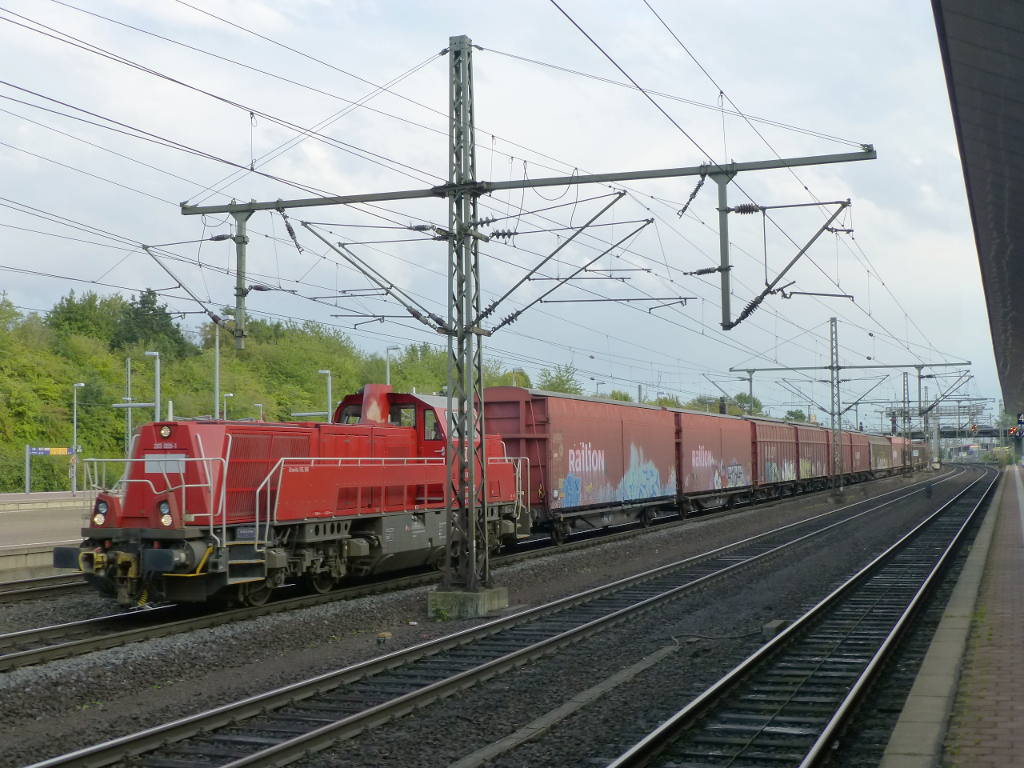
left=537, top=364, right=582, bottom=394
left=608, top=389, right=633, bottom=402
left=733, top=392, right=763, bottom=414
left=652, top=393, right=683, bottom=407
left=111, top=289, right=193, bottom=357
left=46, top=291, right=130, bottom=345
left=785, top=409, right=807, bottom=422
left=683, top=395, right=720, bottom=412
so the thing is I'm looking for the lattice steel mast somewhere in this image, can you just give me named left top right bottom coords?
left=444, top=35, right=489, bottom=592
left=829, top=317, right=843, bottom=489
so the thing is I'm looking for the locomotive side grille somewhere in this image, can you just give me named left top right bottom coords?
left=225, top=432, right=312, bottom=520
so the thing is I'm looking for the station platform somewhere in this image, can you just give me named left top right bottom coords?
left=881, top=465, right=1024, bottom=766
left=0, top=491, right=91, bottom=578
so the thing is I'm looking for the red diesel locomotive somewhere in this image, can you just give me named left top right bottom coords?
left=54, top=385, right=527, bottom=607
left=55, top=385, right=927, bottom=607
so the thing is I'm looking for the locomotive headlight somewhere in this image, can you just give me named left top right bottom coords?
left=96, top=500, right=108, bottom=515
left=92, top=512, right=106, bottom=526
left=158, top=500, right=170, bottom=515
left=160, top=513, right=173, bottom=527
left=158, top=425, right=172, bottom=438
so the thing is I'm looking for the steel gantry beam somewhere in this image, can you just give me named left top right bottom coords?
left=178, top=37, right=876, bottom=600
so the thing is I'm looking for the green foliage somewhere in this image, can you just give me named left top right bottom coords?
left=784, top=409, right=807, bottom=422
left=111, top=289, right=193, bottom=358
left=46, top=291, right=130, bottom=344
left=608, top=389, right=633, bottom=402
left=0, top=293, right=549, bottom=491
left=653, top=394, right=683, bottom=408
left=683, top=395, right=719, bottom=412
left=733, top=392, right=763, bottom=415
left=537, top=364, right=582, bottom=394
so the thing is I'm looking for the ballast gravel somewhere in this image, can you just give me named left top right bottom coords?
left=0, top=471, right=957, bottom=768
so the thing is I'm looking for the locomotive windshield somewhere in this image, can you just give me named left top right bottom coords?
left=338, top=405, right=361, bottom=424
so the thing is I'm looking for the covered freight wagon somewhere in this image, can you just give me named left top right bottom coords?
left=484, top=387, right=677, bottom=540
left=795, top=424, right=830, bottom=484
left=674, top=410, right=753, bottom=508
left=867, top=434, right=893, bottom=473
left=751, top=420, right=798, bottom=487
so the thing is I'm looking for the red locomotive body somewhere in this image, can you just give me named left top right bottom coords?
left=55, top=385, right=525, bottom=607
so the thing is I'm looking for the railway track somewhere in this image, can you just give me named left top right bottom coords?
left=0, top=472, right=952, bottom=674
left=26, top=470, right=972, bottom=768
left=607, top=466, right=997, bottom=768
left=0, top=574, right=87, bottom=604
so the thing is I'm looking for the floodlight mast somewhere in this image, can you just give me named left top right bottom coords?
left=179, top=36, right=876, bottom=599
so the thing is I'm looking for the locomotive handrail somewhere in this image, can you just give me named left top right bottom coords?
left=253, top=454, right=529, bottom=534
left=83, top=452, right=227, bottom=541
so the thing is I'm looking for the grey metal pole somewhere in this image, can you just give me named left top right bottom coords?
left=24, top=443, right=29, bottom=494
left=72, top=382, right=84, bottom=495
left=713, top=174, right=733, bottom=329
left=125, top=358, right=133, bottom=449
left=214, top=323, right=220, bottom=418
left=318, top=370, right=332, bottom=422
left=386, top=345, right=401, bottom=386
left=145, top=351, right=161, bottom=422
left=747, top=370, right=754, bottom=413
left=231, top=211, right=254, bottom=350
left=223, top=392, right=233, bottom=420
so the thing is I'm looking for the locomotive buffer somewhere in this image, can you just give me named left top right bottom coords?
left=181, top=36, right=876, bottom=617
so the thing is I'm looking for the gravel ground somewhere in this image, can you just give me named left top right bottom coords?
left=0, top=590, right=117, bottom=635
left=0, top=471, right=955, bottom=768
left=300, top=470, right=977, bottom=768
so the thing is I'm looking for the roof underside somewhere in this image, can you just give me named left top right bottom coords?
left=933, top=1, right=1024, bottom=410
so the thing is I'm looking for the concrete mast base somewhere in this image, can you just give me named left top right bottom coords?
left=428, top=586, right=509, bottom=619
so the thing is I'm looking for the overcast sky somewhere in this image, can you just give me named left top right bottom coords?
left=0, top=0, right=995, bottom=426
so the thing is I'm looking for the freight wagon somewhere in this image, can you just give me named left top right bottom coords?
left=485, top=387, right=677, bottom=543
left=485, top=388, right=922, bottom=541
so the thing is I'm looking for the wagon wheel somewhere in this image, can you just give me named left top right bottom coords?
left=549, top=522, right=569, bottom=545
left=640, top=508, right=654, bottom=528
left=238, top=578, right=273, bottom=607
left=302, top=571, right=337, bottom=595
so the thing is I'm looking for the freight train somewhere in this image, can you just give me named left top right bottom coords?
left=54, top=384, right=928, bottom=607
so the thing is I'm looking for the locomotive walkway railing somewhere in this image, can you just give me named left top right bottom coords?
left=253, top=455, right=530, bottom=549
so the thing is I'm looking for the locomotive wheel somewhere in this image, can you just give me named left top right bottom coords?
left=302, top=571, right=336, bottom=595
left=238, top=579, right=272, bottom=607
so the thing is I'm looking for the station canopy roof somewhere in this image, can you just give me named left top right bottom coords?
left=932, top=1, right=1024, bottom=410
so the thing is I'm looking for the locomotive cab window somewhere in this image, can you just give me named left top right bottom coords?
left=423, top=410, right=442, bottom=440
left=390, top=404, right=416, bottom=427
left=339, top=405, right=361, bottom=424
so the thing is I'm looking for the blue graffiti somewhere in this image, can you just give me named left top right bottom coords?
left=562, top=474, right=582, bottom=507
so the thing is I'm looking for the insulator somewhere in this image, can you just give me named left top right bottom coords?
left=732, top=203, right=762, bottom=215
left=489, top=229, right=515, bottom=240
